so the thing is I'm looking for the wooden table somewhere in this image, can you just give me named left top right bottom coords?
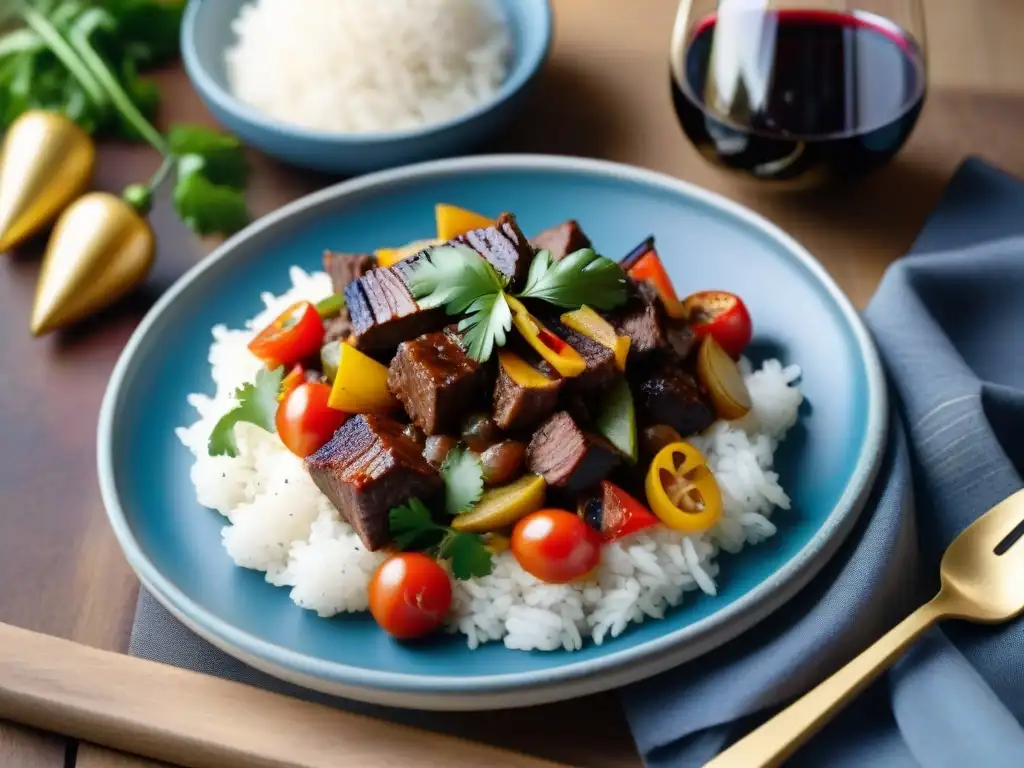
left=2, top=1, right=1023, bottom=765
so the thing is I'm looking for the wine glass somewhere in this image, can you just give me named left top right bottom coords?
left=670, top=0, right=927, bottom=187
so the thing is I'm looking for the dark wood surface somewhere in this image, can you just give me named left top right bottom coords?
left=2, top=0, right=1023, bottom=765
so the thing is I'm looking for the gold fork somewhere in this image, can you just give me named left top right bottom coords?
left=707, top=488, right=1024, bottom=768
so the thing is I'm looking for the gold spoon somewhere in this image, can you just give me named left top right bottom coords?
left=707, top=488, right=1024, bottom=768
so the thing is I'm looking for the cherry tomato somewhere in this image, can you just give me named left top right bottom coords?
left=511, top=509, right=602, bottom=584
left=369, top=552, right=452, bottom=639
left=248, top=301, right=324, bottom=369
left=681, top=291, right=753, bottom=359
left=275, top=382, right=347, bottom=458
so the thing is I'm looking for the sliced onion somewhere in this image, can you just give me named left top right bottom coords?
left=696, top=336, right=752, bottom=420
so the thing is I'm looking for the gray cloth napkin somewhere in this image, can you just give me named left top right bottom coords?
left=622, top=157, right=1024, bottom=767
left=130, top=158, right=1024, bottom=767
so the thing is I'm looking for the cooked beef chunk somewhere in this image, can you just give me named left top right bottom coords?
left=492, top=353, right=562, bottom=431
left=388, top=331, right=484, bottom=435
left=323, top=251, right=374, bottom=294
left=322, top=314, right=353, bottom=344
left=453, top=212, right=534, bottom=289
left=527, top=411, right=621, bottom=495
left=344, top=259, right=446, bottom=352
left=530, top=220, right=593, bottom=261
left=633, top=360, right=715, bottom=437
left=320, top=252, right=374, bottom=345
left=538, top=314, right=617, bottom=393
left=305, top=414, right=442, bottom=551
left=608, top=281, right=668, bottom=361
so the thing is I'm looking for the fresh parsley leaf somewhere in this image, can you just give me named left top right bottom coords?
left=457, top=291, right=511, bottom=363
left=406, top=245, right=506, bottom=313
left=518, top=248, right=629, bottom=310
left=168, top=124, right=248, bottom=188
left=440, top=532, right=494, bottom=580
left=173, top=154, right=250, bottom=237
left=389, top=498, right=446, bottom=551
left=440, top=445, right=484, bottom=516
left=208, top=366, right=284, bottom=457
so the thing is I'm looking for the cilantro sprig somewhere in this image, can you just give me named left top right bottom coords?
left=519, top=249, right=629, bottom=309
left=440, top=444, right=484, bottom=516
left=1, top=1, right=250, bottom=237
left=407, top=244, right=628, bottom=363
left=208, top=366, right=283, bottom=458
left=389, top=498, right=493, bottom=580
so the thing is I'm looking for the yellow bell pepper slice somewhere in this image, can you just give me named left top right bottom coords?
left=560, top=305, right=631, bottom=371
left=435, top=204, right=494, bottom=241
left=505, top=295, right=586, bottom=378
left=645, top=442, right=722, bottom=533
left=375, top=237, right=441, bottom=268
left=327, top=342, right=400, bottom=413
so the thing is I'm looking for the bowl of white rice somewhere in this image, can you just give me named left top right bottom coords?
left=181, top=0, right=551, bottom=174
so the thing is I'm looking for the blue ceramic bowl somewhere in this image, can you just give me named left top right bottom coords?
left=98, top=156, right=887, bottom=710
left=180, top=0, right=552, bottom=175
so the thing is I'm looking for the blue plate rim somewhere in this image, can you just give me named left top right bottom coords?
left=97, top=154, right=888, bottom=703
left=180, top=0, right=554, bottom=145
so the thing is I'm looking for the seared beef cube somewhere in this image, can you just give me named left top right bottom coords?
left=306, top=414, right=442, bottom=551
left=323, top=314, right=353, bottom=344
left=323, top=251, right=374, bottom=294
left=388, top=331, right=484, bottom=435
left=530, top=220, right=593, bottom=261
left=633, top=360, right=715, bottom=437
left=453, top=212, right=533, bottom=289
left=493, top=351, right=562, bottom=431
left=344, top=263, right=446, bottom=352
left=538, top=314, right=617, bottom=393
left=527, top=411, right=621, bottom=495
left=666, top=322, right=698, bottom=361
left=609, top=286, right=667, bottom=361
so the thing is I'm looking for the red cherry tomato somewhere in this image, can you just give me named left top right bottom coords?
left=369, top=552, right=452, bottom=639
left=248, top=301, right=324, bottom=369
left=275, top=382, right=347, bottom=458
left=511, top=509, right=602, bottom=584
left=681, top=291, right=752, bottom=359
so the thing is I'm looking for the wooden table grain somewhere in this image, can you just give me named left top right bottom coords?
left=1, top=1, right=1023, bottom=765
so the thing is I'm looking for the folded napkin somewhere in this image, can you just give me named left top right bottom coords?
left=130, top=158, right=1024, bottom=766
left=622, top=157, right=1024, bottom=767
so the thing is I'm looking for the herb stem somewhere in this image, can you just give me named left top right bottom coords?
left=65, top=8, right=169, bottom=155
left=147, top=155, right=176, bottom=191
left=15, top=2, right=108, bottom=110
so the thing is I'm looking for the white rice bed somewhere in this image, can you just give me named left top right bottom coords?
left=177, top=267, right=803, bottom=652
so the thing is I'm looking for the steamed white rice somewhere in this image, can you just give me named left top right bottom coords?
left=225, top=0, right=511, bottom=134
left=177, top=267, right=803, bottom=651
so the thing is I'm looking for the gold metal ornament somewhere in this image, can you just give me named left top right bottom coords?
left=31, top=192, right=155, bottom=336
left=0, top=111, right=96, bottom=253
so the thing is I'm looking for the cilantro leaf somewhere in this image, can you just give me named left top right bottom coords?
left=457, top=291, right=511, bottom=363
left=208, top=366, right=284, bottom=457
left=440, top=445, right=484, bottom=516
left=406, top=245, right=506, bottom=313
left=440, top=532, right=494, bottom=580
left=168, top=124, right=248, bottom=188
left=518, top=248, right=629, bottom=310
left=173, top=154, right=250, bottom=237
left=389, top=498, right=446, bottom=551
left=389, top=498, right=494, bottom=581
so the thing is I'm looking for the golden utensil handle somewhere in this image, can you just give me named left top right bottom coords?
left=706, top=597, right=947, bottom=768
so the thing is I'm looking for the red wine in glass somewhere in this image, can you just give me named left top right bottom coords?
left=670, top=1, right=927, bottom=186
